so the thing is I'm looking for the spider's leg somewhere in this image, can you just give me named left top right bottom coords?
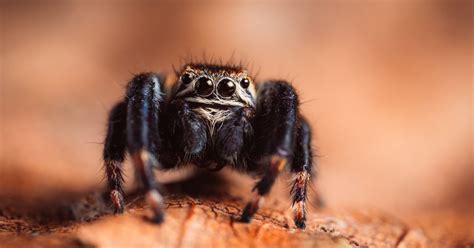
left=103, top=101, right=127, bottom=214
left=126, top=73, right=166, bottom=223
left=290, top=116, right=315, bottom=229
left=240, top=81, right=299, bottom=223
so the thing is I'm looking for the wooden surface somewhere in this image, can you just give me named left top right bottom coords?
left=1, top=172, right=472, bottom=248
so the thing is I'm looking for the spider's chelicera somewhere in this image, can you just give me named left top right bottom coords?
left=103, top=63, right=317, bottom=229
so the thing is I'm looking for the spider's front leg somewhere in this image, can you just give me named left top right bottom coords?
left=240, top=81, right=299, bottom=222
left=240, top=81, right=316, bottom=229
left=103, top=73, right=167, bottom=223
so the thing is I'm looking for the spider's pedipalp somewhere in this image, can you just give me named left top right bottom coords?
left=168, top=98, right=208, bottom=160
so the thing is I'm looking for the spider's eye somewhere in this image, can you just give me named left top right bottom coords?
left=181, top=73, right=194, bottom=84
left=217, top=79, right=236, bottom=98
left=195, top=77, right=214, bottom=96
left=240, top=78, right=250, bottom=88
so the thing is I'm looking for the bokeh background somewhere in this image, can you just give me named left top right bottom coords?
left=1, top=0, right=472, bottom=221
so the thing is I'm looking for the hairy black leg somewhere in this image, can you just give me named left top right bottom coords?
left=103, top=101, right=127, bottom=214
left=126, top=73, right=166, bottom=223
left=290, top=117, right=313, bottom=229
left=240, top=81, right=299, bottom=223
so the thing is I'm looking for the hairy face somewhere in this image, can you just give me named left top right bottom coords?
left=174, top=64, right=257, bottom=108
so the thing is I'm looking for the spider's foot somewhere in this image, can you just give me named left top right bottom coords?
left=240, top=192, right=264, bottom=223
left=239, top=206, right=253, bottom=223
left=146, top=189, right=165, bottom=224
left=110, top=190, right=125, bottom=214
left=293, top=196, right=307, bottom=230
left=295, top=219, right=306, bottom=229
left=149, top=212, right=165, bottom=224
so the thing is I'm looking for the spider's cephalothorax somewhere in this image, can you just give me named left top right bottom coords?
left=103, top=63, right=318, bottom=229
left=172, top=64, right=257, bottom=137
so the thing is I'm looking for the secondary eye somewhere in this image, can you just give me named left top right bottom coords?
left=240, top=78, right=250, bottom=88
left=195, top=77, right=214, bottom=96
left=181, top=72, right=194, bottom=84
left=217, top=79, right=236, bottom=98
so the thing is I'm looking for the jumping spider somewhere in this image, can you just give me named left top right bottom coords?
left=103, top=63, right=316, bottom=229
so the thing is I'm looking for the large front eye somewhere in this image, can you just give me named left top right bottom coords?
left=181, top=72, right=194, bottom=84
left=217, top=79, right=236, bottom=98
left=195, top=77, right=214, bottom=96
left=240, top=78, right=250, bottom=88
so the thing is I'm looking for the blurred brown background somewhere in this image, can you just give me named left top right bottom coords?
left=0, top=0, right=472, bottom=219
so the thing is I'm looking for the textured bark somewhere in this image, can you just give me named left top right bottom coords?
left=1, top=192, right=473, bottom=248
left=1, top=171, right=473, bottom=248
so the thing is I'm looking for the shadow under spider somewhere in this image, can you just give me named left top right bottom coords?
left=162, top=169, right=232, bottom=197
left=0, top=169, right=234, bottom=231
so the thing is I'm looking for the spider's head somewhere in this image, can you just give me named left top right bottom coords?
left=174, top=64, right=256, bottom=108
